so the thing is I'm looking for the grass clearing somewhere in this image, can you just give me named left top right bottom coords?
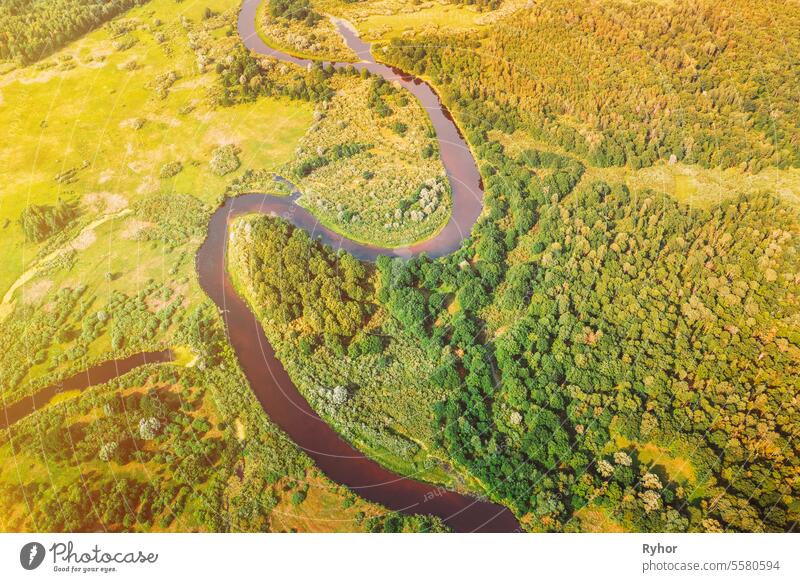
left=171, top=345, right=196, bottom=367
left=270, top=472, right=381, bottom=533
left=635, top=442, right=697, bottom=486
left=582, top=163, right=800, bottom=210
left=573, top=505, right=626, bottom=533
left=491, top=128, right=800, bottom=209
left=317, top=0, right=497, bottom=41
left=290, top=72, right=450, bottom=246
left=611, top=434, right=697, bottom=486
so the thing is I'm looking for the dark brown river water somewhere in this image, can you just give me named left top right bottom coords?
left=0, top=350, right=172, bottom=430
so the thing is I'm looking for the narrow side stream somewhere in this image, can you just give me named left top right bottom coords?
left=0, top=350, right=173, bottom=430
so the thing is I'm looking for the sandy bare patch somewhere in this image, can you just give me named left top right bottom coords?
left=173, top=76, right=212, bottom=91
left=83, top=191, right=128, bottom=213
left=127, top=159, right=147, bottom=173
left=145, top=293, right=171, bottom=312
left=16, top=67, right=60, bottom=85
left=151, top=113, right=182, bottom=128
left=120, top=117, right=147, bottom=131
left=204, top=126, right=241, bottom=147
left=69, top=43, right=114, bottom=69
left=22, top=279, right=54, bottom=305
left=136, top=175, right=159, bottom=195
left=70, top=228, right=97, bottom=251
left=104, top=193, right=127, bottom=212
left=83, top=58, right=108, bottom=70
left=121, top=218, right=153, bottom=240
left=97, top=169, right=114, bottom=185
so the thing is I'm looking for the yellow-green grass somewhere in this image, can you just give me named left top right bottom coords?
left=0, top=0, right=314, bottom=298
left=270, top=472, right=382, bottom=532
left=44, top=389, right=83, bottom=408
left=171, top=345, right=196, bottom=367
left=318, top=0, right=495, bottom=42
left=573, top=505, right=626, bottom=533
left=349, top=432, right=463, bottom=489
left=355, top=4, right=486, bottom=41
left=490, top=128, right=800, bottom=209
left=611, top=434, right=697, bottom=486
left=635, top=442, right=697, bottom=485
left=255, top=0, right=357, bottom=62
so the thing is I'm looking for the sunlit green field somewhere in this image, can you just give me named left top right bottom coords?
left=317, top=0, right=501, bottom=41
left=0, top=0, right=313, bottom=299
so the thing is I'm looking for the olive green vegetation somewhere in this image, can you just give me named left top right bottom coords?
left=288, top=70, right=451, bottom=247
left=228, top=215, right=469, bottom=489
left=0, top=0, right=313, bottom=299
left=383, top=0, right=800, bottom=172
left=0, top=303, right=446, bottom=532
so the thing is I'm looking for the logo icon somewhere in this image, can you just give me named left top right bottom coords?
left=20, top=542, right=46, bottom=570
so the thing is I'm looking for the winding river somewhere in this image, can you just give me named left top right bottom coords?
left=196, top=0, right=520, bottom=532
left=3, top=1, right=519, bottom=533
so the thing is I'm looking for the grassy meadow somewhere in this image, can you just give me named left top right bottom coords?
left=0, top=0, right=317, bottom=397
left=490, top=128, right=800, bottom=210
left=289, top=72, right=451, bottom=246
left=0, top=0, right=313, bottom=302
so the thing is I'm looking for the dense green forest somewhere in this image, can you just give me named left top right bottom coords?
left=401, top=143, right=797, bottom=530
left=217, top=0, right=800, bottom=531
left=234, top=143, right=799, bottom=530
left=0, top=0, right=148, bottom=63
left=417, top=161, right=799, bottom=531
left=384, top=0, right=800, bottom=171
left=230, top=216, right=463, bottom=485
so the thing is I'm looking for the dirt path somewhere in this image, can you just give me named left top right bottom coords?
left=0, top=209, right=131, bottom=321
